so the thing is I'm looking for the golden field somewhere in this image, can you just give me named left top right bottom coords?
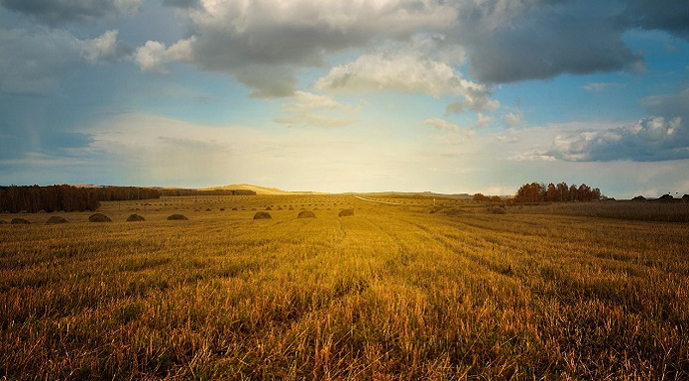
left=1, top=195, right=688, bottom=379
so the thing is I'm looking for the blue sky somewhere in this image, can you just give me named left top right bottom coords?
left=1, top=0, right=688, bottom=197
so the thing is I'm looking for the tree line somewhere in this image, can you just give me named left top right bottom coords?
left=0, top=185, right=161, bottom=213
left=473, top=193, right=503, bottom=202
left=515, top=182, right=602, bottom=203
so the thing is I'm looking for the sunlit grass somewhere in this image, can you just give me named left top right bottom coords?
left=1, top=196, right=688, bottom=379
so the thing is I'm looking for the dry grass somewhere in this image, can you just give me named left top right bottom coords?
left=1, top=195, right=688, bottom=379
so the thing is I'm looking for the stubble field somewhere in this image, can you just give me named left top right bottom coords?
left=1, top=195, right=688, bottom=379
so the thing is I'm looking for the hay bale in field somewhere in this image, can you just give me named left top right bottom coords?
left=631, top=195, right=646, bottom=202
left=253, top=211, right=272, bottom=220
left=219, top=208, right=225, bottom=211
left=658, top=194, right=675, bottom=203
left=338, top=209, right=354, bottom=217
left=11, top=218, right=31, bottom=224
left=126, top=214, right=145, bottom=222
left=489, top=207, right=507, bottom=214
left=205, top=208, right=212, bottom=211
left=298, top=210, right=316, bottom=218
left=89, top=213, right=112, bottom=222
left=46, top=216, right=68, bottom=224
left=277, top=207, right=283, bottom=210
left=232, top=207, right=238, bottom=211
left=167, top=214, right=188, bottom=220
left=266, top=206, right=272, bottom=210
left=683, top=194, right=689, bottom=203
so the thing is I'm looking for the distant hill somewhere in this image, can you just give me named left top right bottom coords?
left=351, top=191, right=473, bottom=200
left=204, top=184, right=318, bottom=195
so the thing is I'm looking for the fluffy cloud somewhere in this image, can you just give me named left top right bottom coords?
left=504, top=110, right=527, bottom=130
left=315, top=50, right=476, bottom=98
left=81, top=30, right=131, bottom=63
left=273, top=91, right=359, bottom=128
left=0, top=0, right=141, bottom=25
left=134, top=38, right=195, bottom=74
left=129, top=0, right=689, bottom=97
left=547, top=117, right=687, bottom=162
left=0, top=28, right=128, bottom=94
left=134, top=0, right=457, bottom=97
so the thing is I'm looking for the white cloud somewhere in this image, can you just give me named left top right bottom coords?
left=134, top=37, right=195, bottom=74
left=133, top=0, right=457, bottom=97
left=546, top=117, right=686, bottom=162
left=273, top=91, right=360, bottom=128
left=81, top=30, right=130, bottom=63
left=315, top=48, right=482, bottom=99
left=504, top=109, right=527, bottom=129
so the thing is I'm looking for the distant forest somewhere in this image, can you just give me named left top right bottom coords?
left=514, top=182, right=603, bottom=203
left=0, top=185, right=258, bottom=213
left=0, top=185, right=161, bottom=213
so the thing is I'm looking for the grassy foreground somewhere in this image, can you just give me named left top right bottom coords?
left=1, top=195, right=688, bottom=379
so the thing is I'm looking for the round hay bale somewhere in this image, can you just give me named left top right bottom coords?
left=46, top=216, right=68, bottom=224
left=338, top=209, right=354, bottom=217
left=126, top=214, right=145, bottom=222
left=266, top=206, right=272, bottom=210
left=167, top=214, right=188, bottom=221
left=232, top=207, right=238, bottom=211
left=658, top=194, right=674, bottom=203
left=11, top=218, right=31, bottom=224
left=219, top=208, right=225, bottom=211
left=631, top=195, right=646, bottom=202
left=683, top=194, right=689, bottom=203
left=89, top=213, right=112, bottom=222
left=205, top=208, right=212, bottom=211
left=298, top=210, right=316, bottom=218
left=253, top=211, right=272, bottom=220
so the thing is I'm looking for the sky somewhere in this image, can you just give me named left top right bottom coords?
left=0, top=0, right=688, bottom=197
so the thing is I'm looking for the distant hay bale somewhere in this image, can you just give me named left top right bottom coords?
left=167, top=214, right=188, bottom=221
left=89, top=213, right=112, bottom=222
left=658, top=194, right=675, bottom=203
left=219, top=208, right=225, bottom=211
left=338, top=209, right=354, bottom=217
left=683, top=194, right=689, bottom=203
left=126, top=214, right=145, bottom=222
left=205, top=208, right=211, bottom=211
left=632, top=195, right=647, bottom=202
left=266, top=206, right=272, bottom=210
left=253, top=211, right=272, bottom=220
left=46, top=216, right=68, bottom=224
left=489, top=207, right=507, bottom=214
left=298, top=210, right=316, bottom=218
left=232, top=207, right=238, bottom=211
left=11, top=218, right=31, bottom=224
left=277, top=207, right=283, bottom=210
